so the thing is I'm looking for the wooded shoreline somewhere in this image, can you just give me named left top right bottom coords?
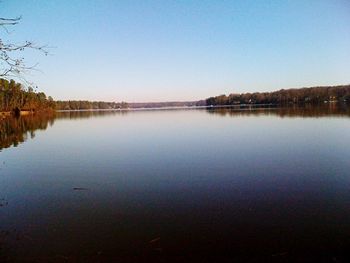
left=1, top=78, right=350, bottom=115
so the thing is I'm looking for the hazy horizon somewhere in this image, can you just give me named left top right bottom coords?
left=1, top=0, right=350, bottom=102
left=64, top=83, right=350, bottom=104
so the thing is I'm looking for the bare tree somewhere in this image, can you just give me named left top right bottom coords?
left=0, top=16, right=48, bottom=80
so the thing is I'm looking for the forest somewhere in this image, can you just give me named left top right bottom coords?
left=2, top=78, right=350, bottom=113
left=206, top=85, right=350, bottom=106
left=0, top=78, right=55, bottom=113
left=0, top=78, right=128, bottom=112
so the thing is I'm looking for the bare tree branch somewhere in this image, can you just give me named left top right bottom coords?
left=0, top=15, right=48, bottom=81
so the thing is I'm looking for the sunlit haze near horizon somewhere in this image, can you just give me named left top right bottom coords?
left=1, top=0, right=350, bottom=102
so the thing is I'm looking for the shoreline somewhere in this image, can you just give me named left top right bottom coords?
left=1, top=102, right=348, bottom=117
left=56, top=103, right=277, bottom=112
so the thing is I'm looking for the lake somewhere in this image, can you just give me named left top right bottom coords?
left=1, top=105, right=350, bottom=262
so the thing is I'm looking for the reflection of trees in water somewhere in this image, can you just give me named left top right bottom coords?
left=0, top=110, right=128, bottom=259
left=206, top=104, right=350, bottom=118
left=56, top=110, right=128, bottom=119
left=0, top=113, right=56, bottom=151
left=0, top=111, right=127, bottom=151
left=1, top=106, right=349, bottom=152
left=0, top=114, right=52, bottom=259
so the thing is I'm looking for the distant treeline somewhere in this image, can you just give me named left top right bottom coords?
left=2, top=78, right=350, bottom=113
left=0, top=78, right=55, bottom=112
left=206, top=85, right=350, bottom=106
left=128, top=101, right=205, bottom=108
left=55, top=100, right=128, bottom=110
left=0, top=78, right=128, bottom=112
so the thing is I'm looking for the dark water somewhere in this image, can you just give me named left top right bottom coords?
left=1, top=106, right=350, bottom=262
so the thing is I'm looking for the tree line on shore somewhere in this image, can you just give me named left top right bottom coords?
left=206, top=85, right=350, bottom=106
left=2, top=78, right=350, bottom=113
left=0, top=78, right=55, bottom=113
left=0, top=78, right=128, bottom=113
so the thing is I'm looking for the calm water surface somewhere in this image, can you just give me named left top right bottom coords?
left=1, top=106, right=350, bottom=262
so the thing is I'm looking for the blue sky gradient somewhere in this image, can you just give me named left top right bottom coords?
left=1, top=0, right=350, bottom=101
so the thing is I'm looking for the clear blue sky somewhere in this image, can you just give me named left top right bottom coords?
left=1, top=0, right=350, bottom=102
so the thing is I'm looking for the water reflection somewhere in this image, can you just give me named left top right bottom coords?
left=1, top=105, right=349, bottom=152
left=206, top=104, right=350, bottom=118
left=0, top=105, right=350, bottom=262
left=56, top=110, right=129, bottom=119
left=0, top=113, right=56, bottom=151
left=0, top=111, right=128, bottom=151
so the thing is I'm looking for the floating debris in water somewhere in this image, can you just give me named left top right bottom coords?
left=149, top=237, right=161, bottom=243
